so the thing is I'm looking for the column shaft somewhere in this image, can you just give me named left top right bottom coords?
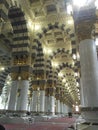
left=50, top=96, right=55, bottom=114
left=18, top=80, right=29, bottom=111
left=45, top=96, right=50, bottom=113
left=39, top=90, right=45, bottom=113
left=31, top=91, right=38, bottom=112
left=56, top=100, right=60, bottom=114
left=79, top=39, right=98, bottom=107
left=8, top=81, right=18, bottom=110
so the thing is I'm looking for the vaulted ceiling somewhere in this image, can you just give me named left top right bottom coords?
left=0, top=0, right=98, bottom=107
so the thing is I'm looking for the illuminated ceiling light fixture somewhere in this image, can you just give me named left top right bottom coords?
left=76, top=82, right=79, bottom=86
left=95, top=38, right=98, bottom=46
left=67, top=4, right=73, bottom=14
left=48, top=49, right=52, bottom=54
left=74, top=72, right=78, bottom=77
left=6, top=81, right=11, bottom=85
left=58, top=72, right=63, bottom=77
left=72, top=54, right=77, bottom=60
left=77, top=52, right=80, bottom=60
left=62, top=78, right=66, bottom=83
left=52, top=62, right=58, bottom=68
left=67, top=19, right=73, bottom=25
left=43, top=47, right=52, bottom=55
left=35, top=24, right=40, bottom=31
left=0, top=67, right=5, bottom=71
left=27, top=20, right=41, bottom=31
left=27, top=19, right=34, bottom=31
left=65, top=83, right=68, bottom=86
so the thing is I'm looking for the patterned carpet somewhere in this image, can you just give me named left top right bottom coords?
left=2, top=117, right=76, bottom=130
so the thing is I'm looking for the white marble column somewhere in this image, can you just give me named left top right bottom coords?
left=68, top=106, right=72, bottom=113
left=8, top=81, right=18, bottom=110
left=80, top=78, right=85, bottom=107
left=79, top=39, right=98, bottom=120
left=50, top=96, right=55, bottom=114
left=56, top=100, right=60, bottom=114
left=79, top=39, right=98, bottom=107
left=60, top=102, right=63, bottom=114
left=45, top=96, right=50, bottom=113
left=16, top=95, right=21, bottom=110
left=31, top=91, right=38, bottom=112
left=63, top=104, right=66, bottom=114
left=16, top=80, right=21, bottom=110
left=18, top=80, right=29, bottom=111
left=39, top=90, right=45, bottom=113
left=64, top=104, right=68, bottom=115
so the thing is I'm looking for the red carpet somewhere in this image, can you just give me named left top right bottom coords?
left=3, top=117, right=76, bottom=130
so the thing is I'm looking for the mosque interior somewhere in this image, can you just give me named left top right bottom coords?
left=0, top=0, right=98, bottom=130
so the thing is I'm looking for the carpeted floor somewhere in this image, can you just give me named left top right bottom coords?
left=2, top=117, right=76, bottom=130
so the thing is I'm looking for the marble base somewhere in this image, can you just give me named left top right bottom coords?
left=81, top=111, right=98, bottom=122
left=77, top=123, right=98, bottom=130
left=84, top=126, right=98, bottom=130
left=0, top=116, right=30, bottom=124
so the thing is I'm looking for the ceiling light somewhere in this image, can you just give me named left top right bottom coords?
left=65, top=83, right=68, bottom=86
left=27, top=20, right=41, bottom=31
left=48, top=49, right=52, bottom=54
left=67, top=4, right=73, bottom=15
left=77, top=52, right=80, bottom=60
left=74, top=72, right=78, bottom=77
left=76, top=82, right=79, bottom=86
left=43, top=47, right=52, bottom=55
left=67, top=19, right=73, bottom=25
left=52, top=62, right=58, bottom=68
left=58, top=72, right=63, bottom=77
left=72, top=54, right=77, bottom=60
left=0, top=67, right=5, bottom=71
left=35, top=24, right=40, bottom=31
left=95, top=38, right=98, bottom=46
left=6, top=81, right=11, bottom=85
left=62, top=78, right=66, bottom=83
left=27, top=19, right=34, bottom=31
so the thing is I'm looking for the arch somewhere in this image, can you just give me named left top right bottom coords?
left=33, top=23, right=75, bottom=77
left=8, top=6, right=31, bottom=67
left=0, top=67, right=11, bottom=95
left=49, top=48, right=71, bottom=60
left=35, top=23, right=76, bottom=54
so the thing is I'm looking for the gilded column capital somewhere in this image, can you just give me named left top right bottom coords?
left=11, top=73, right=19, bottom=80
left=76, top=21, right=94, bottom=42
left=32, top=85, right=38, bottom=91
left=49, top=87, right=55, bottom=96
left=20, top=71, right=30, bottom=80
left=74, top=7, right=96, bottom=42
left=39, top=84, right=46, bottom=90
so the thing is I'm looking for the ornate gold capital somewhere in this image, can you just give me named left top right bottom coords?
left=49, top=87, right=55, bottom=96
left=13, top=55, right=30, bottom=66
left=39, top=84, right=46, bottom=90
left=55, top=94, right=60, bottom=100
left=76, top=21, right=94, bottom=42
left=11, top=73, right=19, bottom=80
left=45, top=88, right=49, bottom=96
left=20, top=71, right=30, bottom=80
left=32, top=85, right=38, bottom=91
